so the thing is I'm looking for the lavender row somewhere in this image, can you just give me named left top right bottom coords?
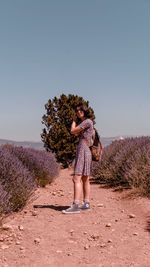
left=5, top=145, right=59, bottom=187
left=0, top=145, right=59, bottom=215
left=91, top=137, right=150, bottom=197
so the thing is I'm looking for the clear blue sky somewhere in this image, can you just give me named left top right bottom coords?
left=0, top=0, right=150, bottom=141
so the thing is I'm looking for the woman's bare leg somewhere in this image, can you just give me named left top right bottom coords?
left=81, top=175, right=90, bottom=201
left=72, top=175, right=82, bottom=202
left=62, top=175, right=82, bottom=213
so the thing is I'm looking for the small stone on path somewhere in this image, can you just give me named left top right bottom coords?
left=32, top=211, right=38, bottom=216
left=18, top=225, right=24, bottom=231
left=97, top=204, right=104, bottom=207
left=67, top=252, right=72, bottom=256
left=106, top=223, right=111, bottom=227
left=2, top=224, right=12, bottom=231
left=91, top=234, right=99, bottom=241
left=84, top=244, right=90, bottom=250
left=34, top=238, right=40, bottom=244
left=129, top=214, right=136, bottom=218
left=83, top=231, right=88, bottom=235
left=16, top=241, right=21, bottom=245
left=69, top=230, right=74, bottom=235
left=100, top=243, right=106, bottom=248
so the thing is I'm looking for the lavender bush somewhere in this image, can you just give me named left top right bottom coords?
left=91, top=137, right=150, bottom=197
left=110, top=137, right=150, bottom=186
left=124, top=142, right=150, bottom=196
left=0, top=145, right=59, bottom=215
left=0, top=146, right=36, bottom=214
left=4, top=145, right=59, bottom=187
left=91, top=139, right=125, bottom=182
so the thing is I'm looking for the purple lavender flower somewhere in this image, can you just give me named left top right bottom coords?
left=0, top=146, right=36, bottom=214
left=91, top=137, right=150, bottom=197
left=3, top=145, right=59, bottom=187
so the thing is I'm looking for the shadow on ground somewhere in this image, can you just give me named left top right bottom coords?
left=33, top=205, right=69, bottom=211
left=89, top=177, right=103, bottom=184
left=89, top=178, right=131, bottom=192
left=146, top=217, right=150, bottom=234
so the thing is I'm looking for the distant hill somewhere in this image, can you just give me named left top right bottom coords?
left=0, top=139, right=44, bottom=150
left=101, top=136, right=125, bottom=147
left=0, top=136, right=125, bottom=150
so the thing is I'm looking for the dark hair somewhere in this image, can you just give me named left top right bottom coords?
left=76, top=104, right=91, bottom=119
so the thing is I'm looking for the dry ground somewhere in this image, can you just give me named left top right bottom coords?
left=0, top=168, right=150, bottom=267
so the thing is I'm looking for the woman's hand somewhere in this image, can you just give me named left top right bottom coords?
left=73, top=114, right=77, bottom=122
left=71, top=118, right=83, bottom=135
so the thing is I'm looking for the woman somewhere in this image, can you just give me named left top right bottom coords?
left=62, top=104, right=93, bottom=214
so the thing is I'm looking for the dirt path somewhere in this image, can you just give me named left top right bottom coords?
left=0, top=168, right=150, bottom=267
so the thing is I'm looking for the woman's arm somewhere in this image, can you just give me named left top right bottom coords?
left=70, top=120, right=83, bottom=135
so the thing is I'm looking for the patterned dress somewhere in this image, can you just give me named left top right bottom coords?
left=74, top=119, right=93, bottom=176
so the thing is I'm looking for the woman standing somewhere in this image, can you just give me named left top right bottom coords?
left=62, top=104, right=93, bottom=214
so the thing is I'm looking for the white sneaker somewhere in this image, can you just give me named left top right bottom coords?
left=62, top=203, right=80, bottom=214
left=79, top=202, right=90, bottom=211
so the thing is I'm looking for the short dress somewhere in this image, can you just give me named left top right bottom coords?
left=74, top=118, right=93, bottom=176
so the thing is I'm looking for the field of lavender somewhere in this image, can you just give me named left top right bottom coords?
left=0, top=145, right=58, bottom=215
left=92, top=137, right=150, bottom=197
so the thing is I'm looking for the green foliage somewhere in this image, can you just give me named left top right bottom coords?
left=41, top=94, right=95, bottom=167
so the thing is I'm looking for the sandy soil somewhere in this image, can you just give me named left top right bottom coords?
left=0, top=168, right=150, bottom=267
